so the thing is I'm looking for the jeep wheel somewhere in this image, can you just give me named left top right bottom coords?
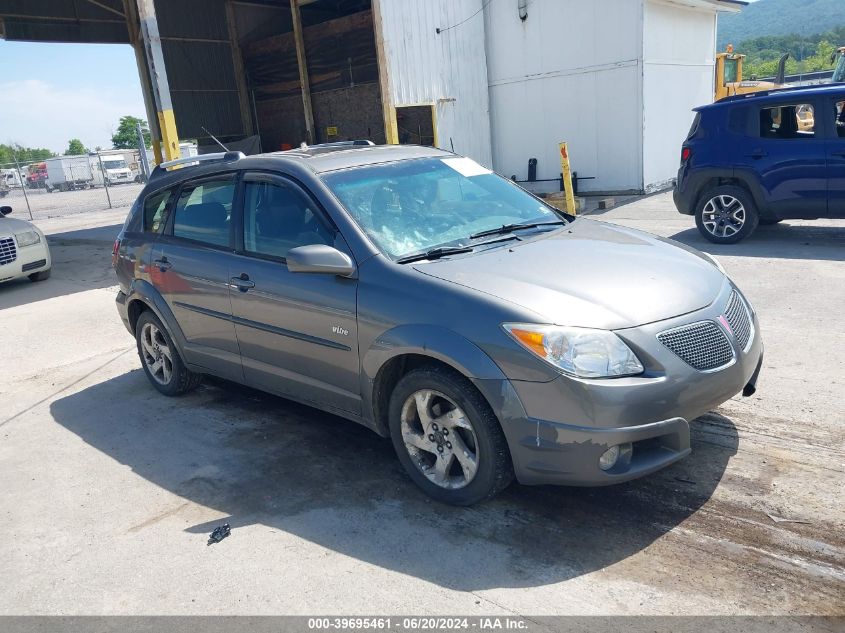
left=388, top=366, right=514, bottom=506
left=695, top=186, right=759, bottom=244
left=135, top=311, right=201, bottom=396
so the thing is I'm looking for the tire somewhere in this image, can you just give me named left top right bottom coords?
left=759, top=217, right=783, bottom=226
left=695, top=185, right=759, bottom=244
left=135, top=310, right=202, bottom=396
left=388, top=365, right=514, bottom=505
left=28, top=268, right=51, bottom=282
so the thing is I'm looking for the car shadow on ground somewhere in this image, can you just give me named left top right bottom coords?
left=669, top=223, right=845, bottom=262
left=50, top=370, right=738, bottom=591
left=0, top=224, right=121, bottom=310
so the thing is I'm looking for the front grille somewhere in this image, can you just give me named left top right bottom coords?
left=724, top=290, right=752, bottom=350
left=0, top=237, right=16, bottom=266
left=22, top=259, right=47, bottom=272
left=658, top=321, right=734, bottom=371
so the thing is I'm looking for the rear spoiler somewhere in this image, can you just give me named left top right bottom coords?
left=149, top=151, right=244, bottom=181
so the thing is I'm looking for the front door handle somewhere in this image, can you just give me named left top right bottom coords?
left=745, top=149, right=768, bottom=159
left=229, top=273, right=255, bottom=292
left=153, top=257, right=172, bottom=272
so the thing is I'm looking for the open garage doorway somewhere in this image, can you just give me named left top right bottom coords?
left=236, top=0, right=387, bottom=150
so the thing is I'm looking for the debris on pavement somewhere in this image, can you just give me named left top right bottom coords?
left=765, top=512, right=812, bottom=525
left=207, top=523, right=231, bottom=545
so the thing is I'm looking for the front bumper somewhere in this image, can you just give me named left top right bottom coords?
left=0, top=239, right=51, bottom=283
left=488, top=281, right=763, bottom=486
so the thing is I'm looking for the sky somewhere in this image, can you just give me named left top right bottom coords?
left=0, top=41, right=146, bottom=154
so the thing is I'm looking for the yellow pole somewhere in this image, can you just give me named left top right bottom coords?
left=559, top=142, right=577, bottom=215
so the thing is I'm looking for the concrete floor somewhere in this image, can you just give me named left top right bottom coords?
left=0, top=194, right=842, bottom=616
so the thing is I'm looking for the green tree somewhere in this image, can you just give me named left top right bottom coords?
left=112, top=116, right=151, bottom=149
left=65, top=138, right=88, bottom=155
left=0, top=143, right=54, bottom=166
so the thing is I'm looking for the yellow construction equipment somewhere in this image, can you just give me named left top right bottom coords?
left=831, top=46, right=845, bottom=83
left=714, top=45, right=790, bottom=101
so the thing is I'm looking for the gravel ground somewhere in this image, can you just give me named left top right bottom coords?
left=0, top=193, right=842, bottom=621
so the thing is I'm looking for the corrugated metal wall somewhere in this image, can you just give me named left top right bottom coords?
left=377, top=0, right=492, bottom=166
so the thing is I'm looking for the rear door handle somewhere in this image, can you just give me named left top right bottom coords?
left=153, top=257, right=171, bottom=272
left=229, top=274, right=255, bottom=292
left=745, top=150, right=768, bottom=159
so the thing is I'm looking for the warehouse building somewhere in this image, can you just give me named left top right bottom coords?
left=0, top=0, right=743, bottom=193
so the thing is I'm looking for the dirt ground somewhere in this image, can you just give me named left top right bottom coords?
left=0, top=194, right=842, bottom=618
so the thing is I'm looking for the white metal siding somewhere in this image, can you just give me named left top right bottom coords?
left=642, top=0, right=717, bottom=191
left=376, top=0, right=493, bottom=166
left=484, top=0, right=644, bottom=192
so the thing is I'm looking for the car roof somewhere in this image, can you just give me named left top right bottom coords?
left=145, top=143, right=454, bottom=190
left=698, top=83, right=845, bottom=111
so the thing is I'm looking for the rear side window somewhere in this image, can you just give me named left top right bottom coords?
left=686, top=113, right=701, bottom=140
left=759, top=104, right=815, bottom=139
left=143, top=188, right=173, bottom=234
left=172, top=177, right=236, bottom=248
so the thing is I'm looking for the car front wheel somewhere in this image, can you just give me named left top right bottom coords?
left=388, top=366, right=514, bottom=505
left=695, top=185, right=759, bottom=244
left=135, top=311, right=201, bottom=396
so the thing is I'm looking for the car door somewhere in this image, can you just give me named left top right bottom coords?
left=228, top=172, right=361, bottom=415
left=826, top=95, right=845, bottom=217
left=738, top=99, right=827, bottom=219
left=150, top=172, right=243, bottom=382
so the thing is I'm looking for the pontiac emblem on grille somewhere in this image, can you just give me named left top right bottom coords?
left=718, top=314, right=734, bottom=336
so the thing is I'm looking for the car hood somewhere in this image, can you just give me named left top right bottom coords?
left=0, top=215, right=39, bottom=237
left=414, top=219, right=726, bottom=330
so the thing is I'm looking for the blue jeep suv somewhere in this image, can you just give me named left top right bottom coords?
left=674, top=84, right=845, bottom=243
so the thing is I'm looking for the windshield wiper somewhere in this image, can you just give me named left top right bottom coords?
left=469, top=220, right=566, bottom=240
left=395, top=245, right=475, bottom=264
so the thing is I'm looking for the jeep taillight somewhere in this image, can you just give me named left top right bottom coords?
left=681, top=147, right=692, bottom=163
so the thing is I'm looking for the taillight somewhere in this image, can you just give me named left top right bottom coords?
left=111, top=239, right=120, bottom=266
left=681, top=147, right=692, bottom=163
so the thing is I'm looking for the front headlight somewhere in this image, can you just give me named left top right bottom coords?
left=503, top=323, right=644, bottom=378
left=15, top=230, right=41, bottom=247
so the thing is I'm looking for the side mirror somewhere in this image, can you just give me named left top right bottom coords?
left=286, top=244, right=355, bottom=277
left=0, top=206, right=11, bottom=216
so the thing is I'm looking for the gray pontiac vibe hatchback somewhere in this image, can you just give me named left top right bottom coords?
left=113, top=143, right=763, bottom=505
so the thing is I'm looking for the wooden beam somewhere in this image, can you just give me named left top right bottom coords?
left=226, top=0, right=255, bottom=136
left=372, top=0, right=397, bottom=144
left=290, top=0, right=315, bottom=145
left=243, top=10, right=373, bottom=58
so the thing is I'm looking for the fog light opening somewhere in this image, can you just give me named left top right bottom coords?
left=599, top=442, right=633, bottom=472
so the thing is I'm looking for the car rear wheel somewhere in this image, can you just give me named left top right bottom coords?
left=695, top=186, right=759, bottom=244
left=135, top=311, right=201, bottom=396
left=388, top=366, right=513, bottom=505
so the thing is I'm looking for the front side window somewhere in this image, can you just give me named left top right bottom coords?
left=322, top=157, right=561, bottom=259
left=759, top=104, right=815, bottom=139
left=172, top=177, right=236, bottom=247
left=835, top=100, right=845, bottom=138
left=242, top=179, right=333, bottom=259
left=143, top=188, right=173, bottom=234
left=723, top=58, right=739, bottom=84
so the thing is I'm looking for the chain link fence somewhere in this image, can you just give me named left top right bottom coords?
left=1, top=156, right=144, bottom=220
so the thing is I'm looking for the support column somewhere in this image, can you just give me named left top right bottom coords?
left=136, top=0, right=180, bottom=162
left=290, top=0, right=315, bottom=145
left=124, top=0, right=162, bottom=163
left=372, top=0, right=398, bottom=144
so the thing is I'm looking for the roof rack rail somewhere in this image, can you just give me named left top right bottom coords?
left=150, top=151, right=244, bottom=180
left=301, top=140, right=375, bottom=149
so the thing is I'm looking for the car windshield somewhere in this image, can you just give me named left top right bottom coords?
left=103, top=159, right=127, bottom=169
left=833, top=52, right=845, bottom=83
left=322, top=156, right=563, bottom=259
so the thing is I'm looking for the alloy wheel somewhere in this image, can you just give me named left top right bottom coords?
left=702, top=195, right=746, bottom=238
left=140, top=322, right=173, bottom=386
left=400, top=389, right=480, bottom=490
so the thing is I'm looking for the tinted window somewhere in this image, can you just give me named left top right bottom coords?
left=242, top=180, right=333, bottom=259
left=835, top=101, right=845, bottom=138
left=172, top=177, right=236, bottom=247
left=143, top=188, right=173, bottom=234
left=759, top=104, right=815, bottom=139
